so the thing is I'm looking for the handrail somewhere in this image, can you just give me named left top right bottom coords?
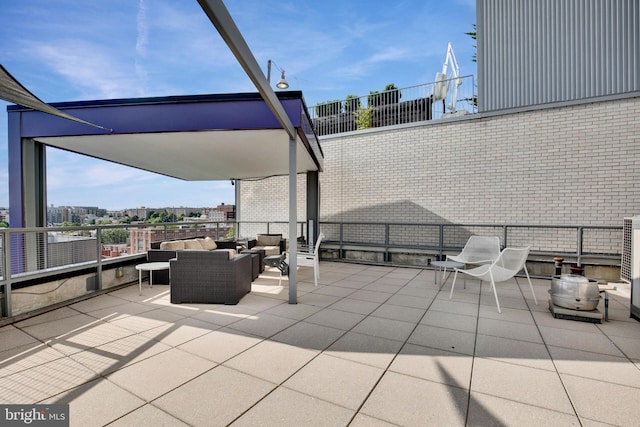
left=309, top=76, right=477, bottom=136
left=0, top=220, right=622, bottom=319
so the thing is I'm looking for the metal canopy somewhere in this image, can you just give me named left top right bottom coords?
left=8, top=91, right=322, bottom=181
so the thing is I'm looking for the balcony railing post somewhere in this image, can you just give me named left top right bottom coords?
left=502, top=225, right=508, bottom=249
left=439, top=224, right=444, bottom=260
left=2, top=229, right=12, bottom=317
left=384, top=224, right=390, bottom=262
left=577, top=226, right=584, bottom=266
left=95, top=227, right=103, bottom=290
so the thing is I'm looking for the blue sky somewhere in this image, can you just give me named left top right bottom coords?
left=0, top=0, right=476, bottom=211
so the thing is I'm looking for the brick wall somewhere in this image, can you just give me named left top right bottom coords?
left=240, top=96, right=640, bottom=255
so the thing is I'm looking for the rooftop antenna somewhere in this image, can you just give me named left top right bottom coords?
left=432, top=42, right=462, bottom=113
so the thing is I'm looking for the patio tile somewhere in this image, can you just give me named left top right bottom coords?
left=360, top=371, right=468, bottom=426
left=48, top=321, right=136, bottom=355
left=561, top=374, right=640, bottom=426
left=331, top=278, right=370, bottom=289
left=608, top=334, right=640, bottom=361
left=304, top=307, right=366, bottom=330
left=262, top=302, right=322, bottom=320
left=106, top=348, right=215, bottom=401
left=108, top=404, right=189, bottom=427
left=224, top=339, right=318, bottom=384
left=329, top=298, right=381, bottom=315
left=428, top=298, right=479, bottom=316
left=470, top=357, right=575, bottom=414
left=154, top=365, right=275, bottom=426
left=548, top=345, right=640, bottom=387
left=177, top=328, right=262, bottom=363
left=408, top=324, right=476, bottom=355
left=85, top=301, right=157, bottom=321
left=16, top=313, right=100, bottom=341
left=269, top=321, right=345, bottom=351
left=232, top=385, right=354, bottom=427
left=139, top=316, right=218, bottom=347
left=419, top=310, right=477, bottom=333
left=349, top=413, right=397, bottom=426
left=362, top=282, right=404, bottom=294
left=370, top=303, right=426, bottom=323
left=68, top=293, right=128, bottom=313
left=474, top=334, right=555, bottom=371
left=42, top=378, right=145, bottom=427
left=13, top=306, right=81, bottom=327
left=296, top=292, right=342, bottom=308
left=325, top=331, right=404, bottom=369
left=478, top=304, right=536, bottom=324
left=190, top=307, right=252, bottom=326
left=538, top=325, right=626, bottom=357
left=396, top=284, right=440, bottom=299
left=0, top=343, right=66, bottom=378
left=69, top=334, right=172, bottom=375
left=311, top=284, right=357, bottom=298
left=0, top=356, right=98, bottom=403
left=343, top=289, right=391, bottom=303
left=477, top=317, right=543, bottom=344
left=283, top=353, right=384, bottom=409
left=385, top=293, right=434, bottom=309
left=225, top=312, right=299, bottom=338
left=389, top=343, right=473, bottom=389
left=467, top=391, right=581, bottom=426
left=351, top=316, right=416, bottom=342
left=0, top=325, right=39, bottom=352
left=108, top=308, right=187, bottom=334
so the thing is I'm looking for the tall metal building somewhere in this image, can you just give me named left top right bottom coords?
left=477, top=0, right=640, bottom=112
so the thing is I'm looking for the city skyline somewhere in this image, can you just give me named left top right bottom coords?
left=0, top=0, right=476, bottom=210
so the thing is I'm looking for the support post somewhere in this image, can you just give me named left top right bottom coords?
left=306, top=171, right=320, bottom=245
left=288, top=136, right=297, bottom=303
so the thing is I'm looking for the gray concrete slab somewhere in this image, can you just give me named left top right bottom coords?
left=0, top=261, right=638, bottom=426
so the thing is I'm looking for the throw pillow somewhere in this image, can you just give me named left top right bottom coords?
left=184, top=239, right=203, bottom=250
left=200, top=237, right=218, bottom=250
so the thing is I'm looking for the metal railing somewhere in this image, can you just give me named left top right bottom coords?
left=309, top=76, right=477, bottom=136
left=0, top=220, right=622, bottom=320
left=318, top=222, right=622, bottom=265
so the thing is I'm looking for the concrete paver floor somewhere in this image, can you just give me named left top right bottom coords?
left=1, top=261, right=638, bottom=426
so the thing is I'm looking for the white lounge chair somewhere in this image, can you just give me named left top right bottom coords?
left=447, top=235, right=501, bottom=265
left=449, top=246, right=538, bottom=313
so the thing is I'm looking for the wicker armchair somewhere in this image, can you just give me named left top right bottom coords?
left=170, top=250, right=252, bottom=305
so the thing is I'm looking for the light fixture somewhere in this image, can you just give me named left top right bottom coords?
left=267, top=59, right=289, bottom=90
left=275, top=71, right=289, bottom=89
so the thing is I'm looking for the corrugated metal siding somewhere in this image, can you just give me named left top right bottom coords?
left=478, top=0, right=640, bottom=112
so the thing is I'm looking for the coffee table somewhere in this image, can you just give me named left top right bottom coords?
left=431, top=260, right=464, bottom=287
left=135, top=262, right=170, bottom=295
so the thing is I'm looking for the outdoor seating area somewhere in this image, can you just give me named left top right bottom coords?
left=0, top=260, right=637, bottom=426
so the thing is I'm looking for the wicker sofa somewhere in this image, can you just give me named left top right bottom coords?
left=169, top=250, right=252, bottom=305
left=147, top=237, right=235, bottom=284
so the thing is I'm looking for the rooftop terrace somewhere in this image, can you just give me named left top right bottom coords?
left=1, top=261, right=637, bottom=426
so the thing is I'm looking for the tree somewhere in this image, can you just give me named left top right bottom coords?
left=0, top=221, right=8, bottom=228
left=101, top=229, right=129, bottom=244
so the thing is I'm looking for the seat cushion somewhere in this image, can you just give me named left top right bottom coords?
left=257, top=245, right=280, bottom=256
left=256, top=234, right=281, bottom=247
left=160, top=240, right=185, bottom=250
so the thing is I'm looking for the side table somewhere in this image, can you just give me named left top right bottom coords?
left=135, top=262, right=170, bottom=295
left=431, top=260, right=464, bottom=287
